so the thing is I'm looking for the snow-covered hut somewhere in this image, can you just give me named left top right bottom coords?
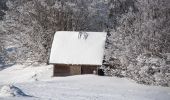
left=49, top=31, right=106, bottom=76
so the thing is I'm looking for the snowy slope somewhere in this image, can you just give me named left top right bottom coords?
left=0, top=65, right=53, bottom=84
left=0, top=65, right=170, bottom=100
left=49, top=31, right=106, bottom=65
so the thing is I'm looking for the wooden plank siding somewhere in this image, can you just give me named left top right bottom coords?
left=53, top=64, right=99, bottom=76
left=53, top=64, right=70, bottom=76
left=81, top=65, right=99, bottom=74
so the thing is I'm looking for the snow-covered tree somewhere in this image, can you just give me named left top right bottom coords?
left=104, top=0, right=170, bottom=86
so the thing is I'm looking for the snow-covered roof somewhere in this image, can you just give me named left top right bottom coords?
left=49, top=31, right=106, bottom=65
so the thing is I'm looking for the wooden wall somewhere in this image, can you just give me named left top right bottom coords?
left=53, top=64, right=70, bottom=76
left=53, top=64, right=98, bottom=76
left=81, top=65, right=98, bottom=74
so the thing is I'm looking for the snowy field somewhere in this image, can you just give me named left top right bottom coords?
left=0, top=65, right=170, bottom=100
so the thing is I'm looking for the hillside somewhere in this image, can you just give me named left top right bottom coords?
left=0, top=0, right=170, bottom=86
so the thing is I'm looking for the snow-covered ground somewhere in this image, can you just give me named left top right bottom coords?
left=0, top=65, right=170, bottom=100
left=0, top=65, right=53, bottom=84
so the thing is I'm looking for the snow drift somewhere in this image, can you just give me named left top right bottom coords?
left=0, top=85, right=29, bottom=97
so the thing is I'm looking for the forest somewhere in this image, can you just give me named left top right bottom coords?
left=0, top=0, right=170, bottom=86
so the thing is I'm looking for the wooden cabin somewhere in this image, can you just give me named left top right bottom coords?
left=49, top=31, right=106, bottom=76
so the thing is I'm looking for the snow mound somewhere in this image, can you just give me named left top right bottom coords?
left=0, top=85, right=28, bottom=97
